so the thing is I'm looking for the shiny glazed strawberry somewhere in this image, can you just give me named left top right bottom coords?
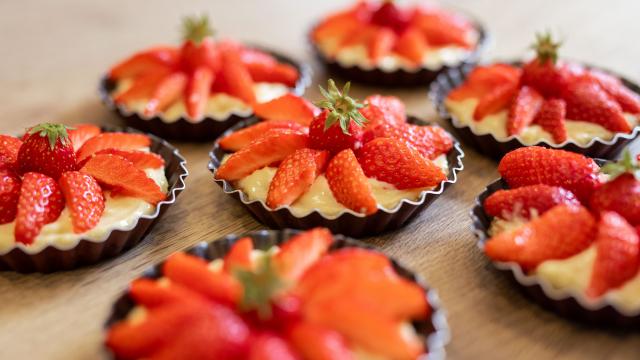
left=18, top=124, right=78, bottom=180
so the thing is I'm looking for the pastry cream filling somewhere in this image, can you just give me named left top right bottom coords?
left=489, top=217, right=640, bottom=312
left=0, top=164, right=168, bottom=254
left=446, top=98, right=639, bottom=145
left=235, top=154, right=449, bottom=218
left=113, top=79, right=289, bottom=122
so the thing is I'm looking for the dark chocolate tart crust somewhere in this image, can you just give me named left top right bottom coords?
left=0, top=126, right=188, bottom=273
left=430, top=63, right=640, bottom=161
left=208, top=116, right=464, bottom=238
left=105, top=229, right=451, bottom=359
left=99, top=47, right=312, bottom=142
left=471, top=161, right=640, bottom=327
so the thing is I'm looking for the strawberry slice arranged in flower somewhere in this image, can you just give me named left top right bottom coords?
left=507, top=86, right=544, bottom=136
left=253, top=93, right=318, bottom=126
left=59, top=171, right=105, bottom=234
left=67, top=124, right=101, bottom=152
left=218, top=120, right=307, bottom=152
left=363, top=121, right=453, bottom=160
left=273, top=227, right=333, bottom=281
left=360, top=94, right=406, bottom=129
left=266, top=149, right=328, bottom=209
left=223, top=237, right=255, bottom=273
left=15, top=172, right=65, bottom=244
left=326, top=149, right=378, bottom=215
left=0, top=135, right=23, bottom=169
left=93, top=149, right=165, bottom=170
left=590, top=151, right=640, bottom=226
left=533, top=98, right=568, bottom=143
left=76, top=132, right=151, bottom=163
left=0, top=167, right=21, bottom=224
left=484, top=184, right=580, bottom=220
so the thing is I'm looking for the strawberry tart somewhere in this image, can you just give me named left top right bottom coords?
left=105, top=228, right=450, bottom=359
left=0, top=123, right=187, bottom=272
left=432, top=32, right=640, bottom=159
left=100, top=15, right=310, bottom=141
left=310, top=0, right=485, bottom=86
left=472, top=146, right=640, bottom=325
left=209, top=80, right=463, bottom=237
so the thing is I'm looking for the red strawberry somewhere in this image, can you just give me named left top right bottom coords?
left=185, top=66, right=214, bottom=120
left=325, top=149, right=378, bottom=215
left=370, top=0, right=410, bottom=34
left=358, top=137, right=446, bottom=189
left=179, top=15, right=221, bottom=72
left=143, top=72, right=189, bottom=117
left=249, top=332, right=300, bottom=360
left=394, top=27, right=428, bottom=65
left=585, top=69, right=640, bottom=114
left=76, top=132, right=151, bottom=162
left=533, top=98, right=568, bottom=143
left=14, top=172, right=64, bottom=244
left=129, top=278, right=206, bottom=308
left=67, top=124, right=101, bottom=152
left=485, top=204, right=596, bottom=270
left=411, top=8, right=473, bottom=48
left=363, top=122, right=453, bottom=160
left=59, top=171, right=104, bottom=234
left=223, top=237, right=254, bottom=273
left=563, top=77, right=631, bottom=133
left=507, top=86, right=544, bottom=136
left=220, top=49, right=256, bottom=105
left=590, top=153, right=640, bottom=226
left=360, top=94, right=406, bottom=129
left=311, top=4, right=367, bottom=44
left=0, top=135, right=22, bottom=169
left=266, top=149, right=328, bottom=208
left=498, top=146, right=601, bottom=202
left=80, top=154, right=165, bottom=205
left=108, top=46, right=179, bottom=80
left=274, top=227, right=333, bottom=281
left=369, top=27, right=397, bottom=61
left=93, top=149, right=164, bottom=170
left=288, top=322, right=352, bottom=360
left=448, top=64, right=521, bottom=101
left=0, top=167, right=21, bottom=224
left=216, top=129, right=309, bottom=181
left=483, top=184, right=580, bottom=219
left=113, top=68, right=173, bottom=105
left=242, top=48, right=300, bottom=87
left=473, top=82, right=518, bottom=121
left=253, top=94, right=318, bottom=126
left=218, top=121, right=307, bottom=152
left=18, top=124, right=78, bottom=180
left=587, top=212, right=640, bottom=298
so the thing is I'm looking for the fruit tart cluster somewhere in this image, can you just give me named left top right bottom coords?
left=482, top=146, right=640, bottom=312
left=312, top=0, right=479, bottom=72
left=106, top=228, right=432, bottom=359
left=107, top=15, right=300, bottom=122
left=446, top=33, right=640, bottom=146
left=0, top=124, right=167, bottom=251
left=215, top=80, right=454, bottom=217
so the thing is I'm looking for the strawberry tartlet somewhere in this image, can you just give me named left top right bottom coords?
left=472, top=146, right=640, bottom=325
left=0, top=124, right=187, bottom=272
left=431, top=32, right=640, bottom=159
left=209, top=80, right=463, bottom=237
left=105, top=228, right=450, bottom=359
left=100, top=15, right=310, bottom=141
left=310, top=1, right=485, bottom=86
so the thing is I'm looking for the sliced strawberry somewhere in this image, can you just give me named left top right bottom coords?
left=563, top=78, right=631, bottom=133
left=163, top=252, right=243, bottom=305
left=14, top=172, right=64, bottom=244
left=245, top=61, right=299, bottom=88
left=68, top=124, right=101, bottom=152
left=249, top=333, right=300, bottom=360
left=288, top=322, right=352, bottom=360
left=274, top=227, right=333, bottom=281
left=223, top=237, right=254, bottom=273
left=473, top=82, right=518, bottom=121
left=360, top=94, right=406, bottom=129
left=0, top=167, right=20, bottom=224
left=533, top=98, right=568, bottom=143
left=411, top=8, right=474, bottom=48
left=483, top=184, right=580, bottom=219
left=370, top=1, right=410, bottom=34
left=498, top=146, right=601, bottom=203
left=590, top=173, right=640, bottom=226
left=93, top=149, right=164, bottom=170
left=221, top=49, right=256, bottom=105
left=113, top=68, right=173, bottom=105
left=339, top=24, right=378, bottom=50
left=309, top=110, right=364, bottom=154
left=216, top=129, right=309, bottom=181
left=108, top=46, right=179, bottom=79
left=76, top=132, right=151, bottom=162
left=363, top=122, right=453, bottom=160
left=359, top=137, right=446, bottom=190
left=185, top=66, right=214, bottom=120
left=393, top=27, right=428, bottom=65
left=587, top=212, right=640, bottom=298
left=18, top=124, right=78, bottom=180
left=325, top=149, right=378, bottom=215
left=369, top=27, right=397, bottom=61
left=143, top=72, right=189, bottom=117
left=180, top=34, right=221, bottom=73
left=59, top=171, right=104, bottom=233
left=485, top=204, right=596, bottom=270
left=129, top=278, right=206, bottom=308
left=587, top=69, right=640, bottom=114
left=218, top=121, right=307, bottom=152
left=448, top=64, right=521, bottom=101
left=0, top=135, right=22, bottom=169
left=266, top=149, right=328, bottom=208
left=507, top=86, right=544, bottom=136
left=80, top=154, right=165, bottom=205
left=253, top=94, right=318, bottom=126
left=312, top=7, right=362, bottom=44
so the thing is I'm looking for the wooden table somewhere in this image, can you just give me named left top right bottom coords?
left=1, top=0, right=639, bottom=359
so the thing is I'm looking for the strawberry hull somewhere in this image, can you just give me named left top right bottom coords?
left=208, top=117, right=464, bottom=238
left=471, top=162, right=640, bottom=327
left=105, top=229, right=450, bottom=359
left=430, top=63, right=640, bottom=160
left=0, top=127, right=188, bottom=273
left=99, top=48, right=311, bottom=142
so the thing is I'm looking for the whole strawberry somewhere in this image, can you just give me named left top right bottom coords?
left=309, top=80, right=367, bottom=154
left=521, top=32, right=577, bottom=98
left=18, top=123, right=78, bottom=180
left=590, top=151, right=640, bottom=226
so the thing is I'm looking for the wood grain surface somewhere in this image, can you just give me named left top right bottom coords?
left=1, top=0, right=639, bottom=359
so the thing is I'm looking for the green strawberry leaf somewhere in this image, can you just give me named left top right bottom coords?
left=182, top=14, right=215, bottom=44
left=316, top=79, right=368, bottom=135
left=27, top=123, right=74, bottom=150
left=232, top=253, right=284, bottom=320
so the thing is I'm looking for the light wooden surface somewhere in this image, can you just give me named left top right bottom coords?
left=1, top=0, right=639, bottom=359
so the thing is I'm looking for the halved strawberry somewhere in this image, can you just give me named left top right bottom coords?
left=18, top=124, right=78, bottom=180
left=223, top=237, right=254, bottom=273
left=363, top=122, right=453, bottom=160
left=266, top=149, right=328, bottom=209
left=483, top=184, right=580, bottom=219
left=80, top=154, right=165, bottom=205
left=108, top=46, right=179, bottom=79
left=360, top=94, right=406, bottom=129
left=370, top=0, right=410, bottom=34
left=253, top=94, right=318, bottom=126
left=216, top=129, right=309, bottom=181
left=59, top=171, right=104, bottom=234
left=311, top=6, right=363, bottom=44
left=274, top=227, right=333, bottom=281
left=0, top=135, right=22, bottom=169
left=448, top=64, right=521, bottom=101
left=590, top=171, right=640, bottom=226
left=113, top=68, right=173, bottom=105
left=533, top=98, right=568, bottom=143
left=587, top=212, right=640, bottom=298
left=325, top=149, right=378, bottom=215
left=76, top=132, right=151, bottom=162
left=0, top=167, right=20, bottom=224
left=245, top=61, right=299, bottom=88
left=67, top=124, right=101, bottom=152
left=411, top=8, right=473, bottom=48
left=507, top=86, right=544, bottom=136
left=143, top=72, right=189, bottom=117
left=220, top=49, right=256, bottom=105
left=249, top=332, right=300, bottom=360
left=185, top=66, right=214, bottom=120
left=288, top=322, right=352, bottom=360
left=369, top=27, right=397, bottom=61
left=218, top=121, right=307, bottom=152
left=485, top=204, right=596, bottom=270
left=473, top=82, right=518, bottom=121
left=394, top=27, right=428, bottom=65
left=586, top=69, right=640, bottom=114
left=163, top=252, right=243, bottom=305
left=359, top=137, right=446, bottom=189
left=129, top=278, right=206, bottom=308
left=14, top=172, right=64, bottom=244
left=93, top=149, right=164, bottom=170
